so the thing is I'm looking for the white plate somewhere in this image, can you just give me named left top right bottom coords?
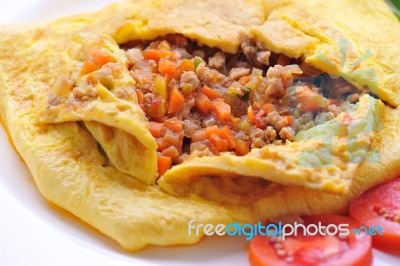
left=0, top=1, right=399, bottom=265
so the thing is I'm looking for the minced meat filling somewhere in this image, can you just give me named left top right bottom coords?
left=123, top=35, right=364, bottom=174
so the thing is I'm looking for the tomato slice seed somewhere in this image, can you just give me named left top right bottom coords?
left=249, top=215, right=372, bottom=266
left=350, top=178, right=400, bottom=255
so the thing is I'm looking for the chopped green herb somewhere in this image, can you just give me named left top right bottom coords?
left=194, top=57, right=202, bottom=70
left=240, top=86, right=251, bottom=101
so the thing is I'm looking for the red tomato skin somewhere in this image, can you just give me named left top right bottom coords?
left=249, top=215, right=372, bottom=266
left=350, top=178, right=400, bottom=255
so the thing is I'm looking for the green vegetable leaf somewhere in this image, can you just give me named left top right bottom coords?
left=387, top=0, right=400, bottom=19
left=240, top=86, right=251, bottom=101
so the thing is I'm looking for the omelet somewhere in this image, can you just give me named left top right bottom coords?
left=0, top=0, right=399, bottom=251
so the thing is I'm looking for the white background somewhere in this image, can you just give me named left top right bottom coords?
left=0, top=1, right=399, bottom=266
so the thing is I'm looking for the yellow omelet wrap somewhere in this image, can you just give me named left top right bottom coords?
left=0, top=0, right=400, bottom=251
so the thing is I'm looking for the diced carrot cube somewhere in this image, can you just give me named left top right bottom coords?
left=219, top=126, right=235, bottom=149
left=235, top=139, right=250, bottom=156
left=200, top=85, right=221, bottom=100
left=157, top=155, right=171, bottom=176
left=164, top=117, right=183, bottom=132
left=158, top=60, right=177, bottom=75
left=81, top=61, right=99, bottom=75
left=285, top=116, right=293, bottom=125
left=144, top=49, right=175, bottom=61
left=209, top=134, right=228, bottom=153
left=149, top=121, right=164, bottom=138
left=262, top=103, right=276, bottom=113
left=191, top=129, right=208, bottom=142
left=214, top=101, right=231, bottom=121
left=238, top=76, right=251, bottom=85
left=168, top=88, right=185, bottom=113
left=91, top=49, right=114, bottom=66
left=247, top=105, right=255, bottom=124
left=205, top=125, right=219, bottom=138
left=196, top=93, right=213, bottom=114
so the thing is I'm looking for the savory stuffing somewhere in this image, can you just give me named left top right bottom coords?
left=122, top=35, right=365, bottom=175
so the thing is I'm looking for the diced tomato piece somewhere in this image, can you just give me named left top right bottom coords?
left=350, top=178, right=400, bottom=255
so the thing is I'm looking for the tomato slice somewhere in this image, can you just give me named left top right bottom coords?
left=349, top=178, right=400, bottom=255
left=249, top=215, right=372, bottom=266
